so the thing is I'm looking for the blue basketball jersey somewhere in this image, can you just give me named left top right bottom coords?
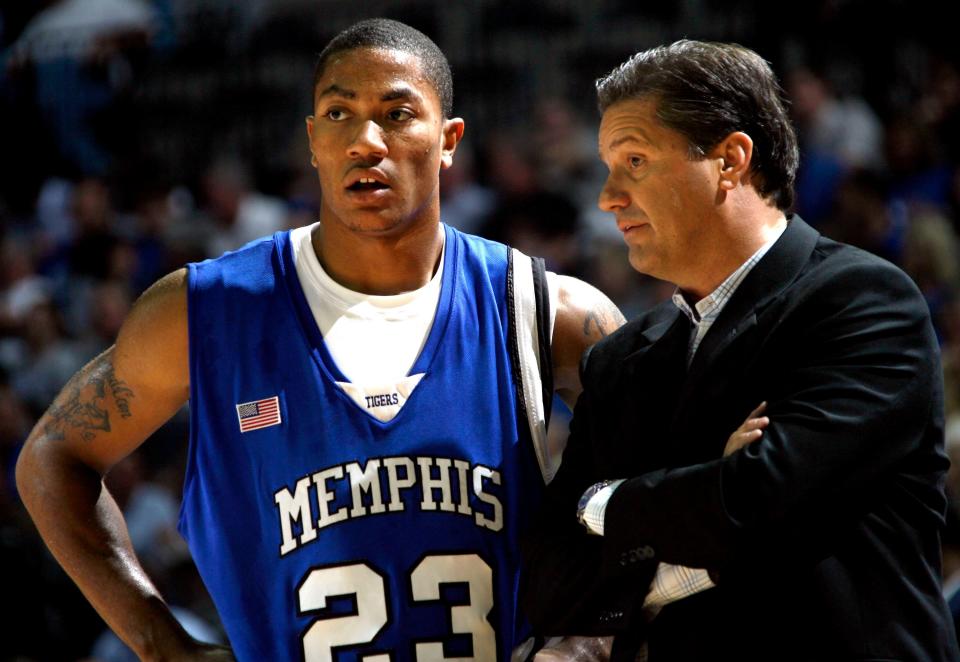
left=180, top=224, right=548, bottom=661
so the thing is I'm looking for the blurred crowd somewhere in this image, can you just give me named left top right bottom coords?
left=3, top=1, right=960, bottom=659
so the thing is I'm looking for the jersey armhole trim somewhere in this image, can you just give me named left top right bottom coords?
left=507, top=249, right=559, bottom=484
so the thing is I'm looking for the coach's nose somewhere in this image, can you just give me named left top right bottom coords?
left=598, top=174, right=630, bottom=212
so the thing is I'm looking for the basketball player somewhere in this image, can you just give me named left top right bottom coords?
left=15, top=19, right=629, bottom=661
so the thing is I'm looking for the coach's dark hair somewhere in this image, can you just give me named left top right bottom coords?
left=313, top=18, right=453, bottom=118
left=596, top=40, right=799, bottom=210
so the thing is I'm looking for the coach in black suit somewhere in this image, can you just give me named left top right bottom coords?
left=522, top=40, right=959, bottom=661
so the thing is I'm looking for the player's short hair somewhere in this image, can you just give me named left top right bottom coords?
left=596, top=40, right=799, bottom=211
left=313, top=18, right=453, bottom=118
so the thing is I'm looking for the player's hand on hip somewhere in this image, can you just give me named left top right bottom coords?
left=724, top=401, right=769, bottom=456
left=533, top=636, right=613, bottom=661
left=180, top=642, right=237, bottom=661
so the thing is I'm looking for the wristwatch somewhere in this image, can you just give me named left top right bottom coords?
left=576, top=479, right=618, bottom=533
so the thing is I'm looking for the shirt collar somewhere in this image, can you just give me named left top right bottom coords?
left=672, top=221, right=787, bottom=324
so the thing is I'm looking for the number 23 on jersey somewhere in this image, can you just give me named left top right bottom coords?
left=298, top=553, right=496, bottom=661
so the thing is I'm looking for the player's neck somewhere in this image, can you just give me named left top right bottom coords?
left=311, top=219, right=444, bottom=295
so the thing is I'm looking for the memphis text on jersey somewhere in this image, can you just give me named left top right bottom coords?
left=274, top=455, right=503, bottom=556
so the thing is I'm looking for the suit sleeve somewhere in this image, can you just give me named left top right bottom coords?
left=603, top=259, right=943, bottom=572
left=521, top=347, right=657, bottom=636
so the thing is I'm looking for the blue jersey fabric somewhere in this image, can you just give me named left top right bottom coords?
left=180, top=224, right=544, bottom=661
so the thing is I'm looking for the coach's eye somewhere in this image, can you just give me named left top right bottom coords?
left=628, top=155, right=645, bottom=169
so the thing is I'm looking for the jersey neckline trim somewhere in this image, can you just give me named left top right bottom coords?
left=290, top=223, right=446, bottom=317
left=274, top=224, right=460, bottom=427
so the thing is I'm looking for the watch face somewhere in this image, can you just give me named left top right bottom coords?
left=578, top=481, right=610, bottom=521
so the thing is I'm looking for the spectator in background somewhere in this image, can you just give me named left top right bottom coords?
left=439, top=144, right=495, bottom=235
left=788, top=66, right=884, bottom=225
left=33, top=176, right=78, bottom=247
left=62, top=177, right=123, bottom=281
left=8, top=298, right=87, bottom=416
left=886, top=115, right=955, bottom=209
left=788, top=65, right=884, bottom=170
left=479, top=128, right=587, bottom=277
left=0, top=234, right=52, bottom=337
left=3, top=0, right=175, bottom=176
left=916, top=58, right=960, bottom=176
left=483, top=129, right=541, bottom=198
left=77, top=280, right=133, bottom=357
left=820, top=170, right=905, bottom=264
left=482, top=189, right=583, bottom=276
left=36, top=176, right=139, bottom=339
left=901, top=206, right=960, bottom=341
left=531, top=96, right=607, bottom=209
left=194, top=156, right=288, bottom=257
left=127, top=181, right=176, bottom=292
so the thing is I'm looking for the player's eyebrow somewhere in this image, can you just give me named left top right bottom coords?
left=380, top=85, right=424, bottom=104
left=316, top=84, right=356, bottom=100
left=315, top=84, right=424, bottom=104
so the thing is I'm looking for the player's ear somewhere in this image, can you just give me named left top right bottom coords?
left=440, top=117, right=465, bottom=169
left=715, top=131, right=753, bottom=191
left=305, top=116, right=318, bottom=167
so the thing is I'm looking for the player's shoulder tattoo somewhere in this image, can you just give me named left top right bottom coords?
left=582, top=298, right=627, bottom=339
left=43, top=350, right=135, bottom=443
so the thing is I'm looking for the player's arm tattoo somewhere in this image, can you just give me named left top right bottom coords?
left=582, top=300, right=627, bottom=339
left=42, top=352, right=135, bottom=443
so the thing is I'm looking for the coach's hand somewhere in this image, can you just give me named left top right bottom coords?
left=724, top=401, right=768, bottom=456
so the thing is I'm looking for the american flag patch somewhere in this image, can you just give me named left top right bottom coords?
left=236, top=396, right=281, bottom=433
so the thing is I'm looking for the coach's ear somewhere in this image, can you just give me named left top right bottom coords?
left=440, top=117, right=465, bottom=169
left=715, top=131, right=753, bottom=191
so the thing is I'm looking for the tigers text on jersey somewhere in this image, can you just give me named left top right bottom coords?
left=180, top=224, right=547, bottom=661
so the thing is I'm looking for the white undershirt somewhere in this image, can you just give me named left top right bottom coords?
left=290, top=223, right=443, bottom=385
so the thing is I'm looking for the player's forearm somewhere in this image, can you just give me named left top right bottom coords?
left=16, top=442, right=193, bottom=661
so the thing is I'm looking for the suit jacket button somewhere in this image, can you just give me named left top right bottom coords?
left=599, top=609, right=623, bottom=623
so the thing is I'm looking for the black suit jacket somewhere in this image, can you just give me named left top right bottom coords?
left=522, top=217, right=960, bottom=661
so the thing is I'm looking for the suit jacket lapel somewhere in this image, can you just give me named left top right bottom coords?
left=682, top=216, right=820, bottom=394
left=620, top=310, right=690, bottom=384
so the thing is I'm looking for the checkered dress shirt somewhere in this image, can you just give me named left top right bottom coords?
left=671, top=228, right=781, bottom=365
